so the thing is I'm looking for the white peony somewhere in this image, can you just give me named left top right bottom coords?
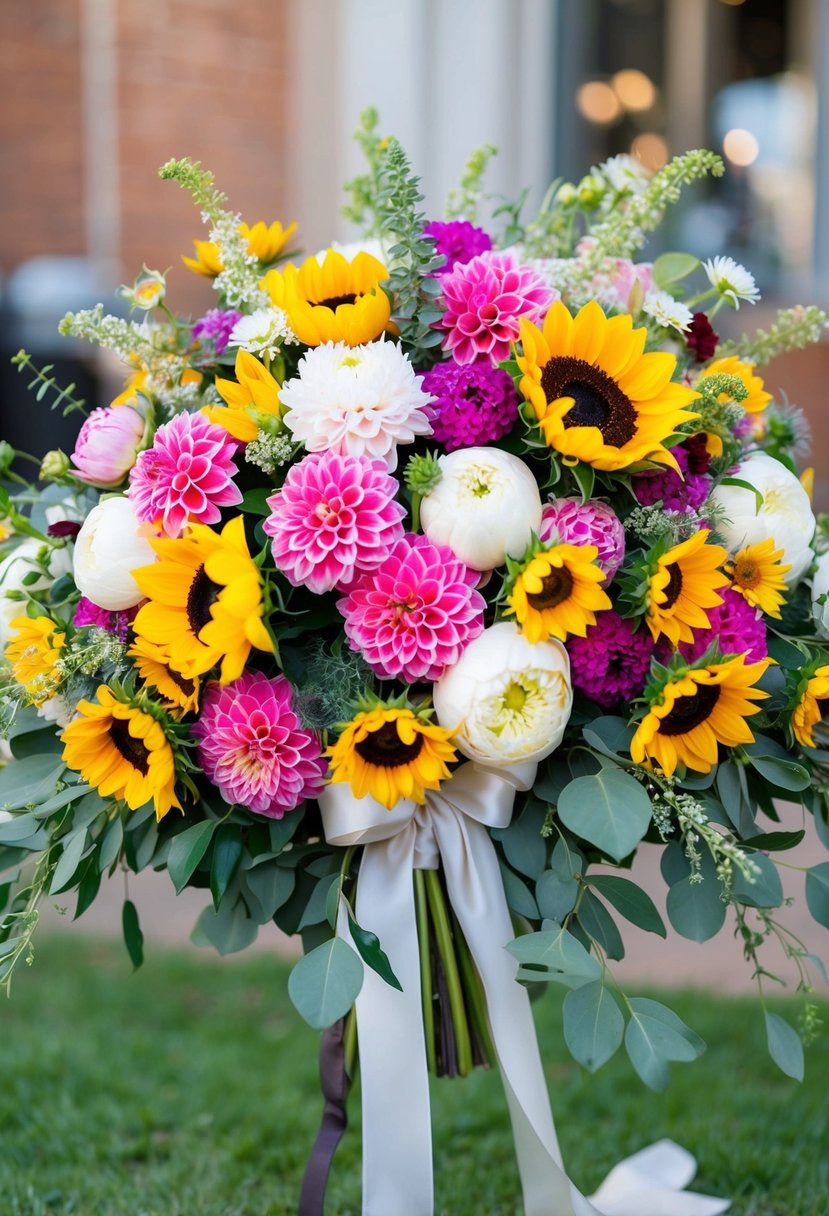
left=420, top=447, right=542, bottom=571
left=707, top=451, right=815, bottom=585
left=811, top=551, right=829, bottom=638
left=0, top=537, right=73, bottom=650
left=73, top=496, right=156, bottom=610
left=433, top=622, right=573, bottom=766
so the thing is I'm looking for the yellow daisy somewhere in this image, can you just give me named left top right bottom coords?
left=206, top=349, right=283, bottom=443
left=645, top=530, right=728, bottom=647
left=505, top=544, right=611, bottom=643
left=631, top=655, right=771, bottom=777
left=240, top=220, right=297, bottom=264
left=263, top=250, right=391, bottom=346
left=725, top=539, right=791, bottom=619
left=699, top=355, right=771, bottom=414
left=5, top=615, right=65, bottom=706
left=182, top=239, right=224, bottom=278
left=326, top=706, right=457, bottom=810
left=131, top=516, right=274, bottom=684
left=517, top=300, right=699, bottom=472
left=792, top=665, right=829, bottom=749
left=129, top=636, right=201, bottom=716
left=61, top=686, right=181, bottom=819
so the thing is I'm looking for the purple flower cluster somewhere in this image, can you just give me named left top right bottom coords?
left=420, top=360, right=519, bottom=450
left=192, top=308, right=242, bottom=355
left=632, top=443, right=710, bottom=513
left=567, top=610, right=655, bottom=710
left=679, top=586, right=768, bottom=664
left=424, top=220, right=492, bottom=274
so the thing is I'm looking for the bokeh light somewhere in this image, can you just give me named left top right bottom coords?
left=576, top=81, right=622, bottom=125
left=611, top=69, right=656, bottom=112
left=630, top=133, right=669, bottom=172
left=723, top=128, right=760, bottom=166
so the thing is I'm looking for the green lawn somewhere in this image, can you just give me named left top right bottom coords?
left=0, top=935, right=826, bottom=1215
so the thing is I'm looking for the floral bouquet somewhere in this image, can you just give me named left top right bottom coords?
left=2, top=110, right=829, bottom=1214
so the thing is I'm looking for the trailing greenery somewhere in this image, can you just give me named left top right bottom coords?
left=445, top=142, right=498, bottom=223
left=717, top=305, right=829, bottom=368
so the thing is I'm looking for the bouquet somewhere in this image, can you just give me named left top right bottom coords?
left=2, top=110, right=828, bottom=1214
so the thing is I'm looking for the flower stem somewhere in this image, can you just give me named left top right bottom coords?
left=451, top=906, right=496, bottom=1068
left=414, top=869, right=437, bottom=1076
left=423, top=868, right=473, bottom=1076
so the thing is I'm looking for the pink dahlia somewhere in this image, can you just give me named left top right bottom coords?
left=128, top=411, right=243, bottom=537
left=420, top=359, right=518, bottom=450
left=192, top=670, right=327, bottom=817
left=70, top=405, right=145, bottom=486
left=263, top=451, right=405, bottom=595
left=539, top=498, right=626, bottom=584
left=567, top=610, right=655, bottom=710
left=438, top=252, right=556, bottom=365
left=679, top=586, right=768, bottom=665
left=337, top=533, right=485, bottom=683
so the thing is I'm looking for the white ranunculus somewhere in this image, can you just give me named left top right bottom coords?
left=0, top=537, right=74, bottom=650
left=707, top=451, right=815, bottom=585
left=811, top=551, right=829, bottom=638
left=433, top=622, right=573, bottom=766
left=420, top=448, right=543, bottom=571
left=73, top=496, right=156, bottom=610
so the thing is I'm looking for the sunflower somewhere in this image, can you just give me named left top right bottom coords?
left=5, top=615, right=65, bottom=706
left=240, top=220, right=297, bottom=264
left=505, top=543, right=611, bottom=643
left=61, top=685, right=181, bottom=819
left=111, top=367, right=150, bottom=408
left=699, top=355, right=771, bottom=415
left=645, top=530, right=728, bottom=647
left=791, top=665, right=829, bottom=749
left=631, top=654, right=771, bottom=776
left=131, top=516, right=274, bottom=684
left=262, top=250, right=391, bottom=347
left=516, top=300, right=699, bottom=472
left=207, top=349, right=283, bottom=443
left=326, top=706, right=458, bottom=809
left=182, top=239, right=224, bottom=278
left=725, top=538, right=791, bottom=619
left=129, top=636, right=201, bottom=716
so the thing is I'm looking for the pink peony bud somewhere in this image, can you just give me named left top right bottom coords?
left=70, top=406, right=145, bottom=487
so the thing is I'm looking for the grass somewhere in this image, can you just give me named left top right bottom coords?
left=0, top=935, right=826, bottom=1215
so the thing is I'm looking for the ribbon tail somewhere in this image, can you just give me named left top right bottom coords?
left=589, top=1140, right=730, bottom=1216
left=298, top=1018, right=349, bottom=1216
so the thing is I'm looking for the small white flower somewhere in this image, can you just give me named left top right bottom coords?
left=643, top=289, right=693, bottom=333
left=73, top=496, right=156, bottom=610
left=228, top=307, right=297, bottom=360
left=703, top=256, right=760, bottom=308
left=599, top=154, right=651, bottom=195
left=318, top=238, right=388, bottom=265
left=810, top=551, right=829, bottom=638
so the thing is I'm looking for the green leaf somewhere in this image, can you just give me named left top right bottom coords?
left=347, top=912, right=402, bottom=991
left=563, top=981, right=624, bottom=1072
left=569, top=460, right=595, bottom=502
left=666, top=874, right=726, bottom=941
left=506, top=924, right=601, bottom=987
left=191, top=898, right=259, bottom=956
left=0, top=756, right=65, bottom=809
left=242, top=862, right=295, bottom=922
left=98, top=816, right=124, bottom=872
left=210, top=826, right=243, bottom=910
left=10, top=728, right=64, bottom=760
left=167, top=821, right=217, bottom=894
left=0, top=813, right=41, bottom=843
left=31, top=783, right=93, bottom=818
left=74, top=858, right=102, bottom=919
left=122, top=899, right=144, bottom=970
left=498, top=863, right=539, bottom=919
left=653, top=252, right=700, bottom=287
left=740, top=830, right=805, bottom=852
left=732, top=854, right=783, bottom=909
left=287, top=937, right=364, bottom=1030
left=805, top=862, right=829, bottom=930
left=577, top=890, right=625, bottom=960
left=239, top=487, right=273, bottom=515
left=535, top=868, right=578, bottom=921
left=49, top=830, right=90, bottom=895
left=745, top=754, right=812, bottom=792
left=624, top=997, right=705, bottom=1091
left=586, top=875, right=667, bottom=937
left=493, top=800, right=547, bottom=879
left=765, top=1011, right=804, bottom=1081
left=298, top=872, right=341, bottom=931
left=557, top=769, right=652, bottom=862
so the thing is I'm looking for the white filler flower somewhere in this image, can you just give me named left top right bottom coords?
left=708, top=451, right=815, bottom=585
left=811, top=551, right=829, bottom=638
left=280, top=341, right=433, bottom=470
left=228, top=307, right=296, bottom=359
left=433, top=622, right=573, bottom=766
left=703, top=256, right=760, bottom=308
left=420, top=447, right=543, bottom=571
left=643, top=289, right=693, bottom=332
left=73, top=496, right=156, bottom=610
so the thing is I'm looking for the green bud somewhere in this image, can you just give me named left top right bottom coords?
left=554, top=183, right=578, bottom=208
left=404, top=451, right=442, bottom=496
left=40, top=449, right=71, bottom=481
left=577, top=174, right=606, bottom=210
left=0, top=441, right=15, bottom=475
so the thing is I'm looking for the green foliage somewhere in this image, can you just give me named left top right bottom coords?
left=445, top=142, right=498, bottom=223
left=717, top=305, right=829, bottom=369
left=10, top=350, right=88, bottom=417
left=556, top=768, right=653, bottom=863
left=341, top=107, right=388, bottom=232
left=158, top=156, right=227, bottom=218
left=287, top=936, right=364, bottom=1030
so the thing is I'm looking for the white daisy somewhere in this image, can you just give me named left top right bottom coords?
left=280, top=340, right=434, bottom=471
left=315, top=238, right=389, bottom=266
left=228, top=307, right=297, bottom=360
left=703, top=256, right=760, bottom=308
left=643, top=289, right=693, bottom=333
left=599, top=154, right=651, bottom=195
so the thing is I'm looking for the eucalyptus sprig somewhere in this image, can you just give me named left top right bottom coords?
left=11, top=350, right=88, bottom=417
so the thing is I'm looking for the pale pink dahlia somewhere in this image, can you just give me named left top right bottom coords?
left=128, top=411, right=242, bottom=536
left=337, top=533, right=485, bottom=683
left=438, top=252, right=557, bottom=365
left=539, top=498, right=626, bottom=584
left=263, top=451, right=405, bottom=595
left=70, top=405, right=145, bottom=486
left=192, top=671, right=327, bottom=817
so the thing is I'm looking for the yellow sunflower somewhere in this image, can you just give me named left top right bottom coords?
left=206, top=350, right=283, bottom=443
left=5, top=615, right=65, bottom=706
left=129, top=636, right=201, bottom=716
left=724, top=538, right=791, bottom=619
left=645, top=530, right=728, bottom=646
left=182, top=239, right=225, bottom=278
left=631, top=654, right=771, bottom=776
left=61, top=685, right=181, bottom=819
left=516, top=301, right=699, bottom=472
left=699, top=355, right=771, bottom=415
left=240, top=220, right=297, bottom=264
left=111, top=367, right=150, bottom=408
left=131, top=516, right=274, bottom=684
left=262, top=250, right=391, bottom=346
left=505, top=544, right=611, bottom=643
left=791, top=665, right=829, bottom=749
left=326, top=706, right=458, bottom=810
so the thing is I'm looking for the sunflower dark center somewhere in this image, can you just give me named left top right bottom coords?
left=316, top=292, right=358, bottom=310
left=186, top=565, right=221, bottom=636
left=108, top=717, right=150, bottom=775
left=166, top=667, right=196, bottom=696
left=540, top=355, right=637, bottom=447
left=526, top=566, right=574, bottom=611
left=355, top=721, right=424, bottom=768
left=659, top=683, right=721, bottom=736
left=661, top=563, right=683, bottom=610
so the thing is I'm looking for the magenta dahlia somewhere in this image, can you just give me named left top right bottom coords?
left=420, top=359, right=518, bottom=451
left=192, top=670, right=327, bottom=817
left=73, top=596, right=137, bottom=642
left=128, top=411, right=243, bottom=536
left=438, top=252, right=556, bottom=365
left=679, top=586, right=768, bottom=665
left=337, top=533, right=485, bottom=683
left=566, top=610, right=655, bottom=710
left=263, top=451, right=406, bottom=595
left=632, top=444, right=710, bottom=513
left=539, top=498, right=626, bottom=584
left=424, top=220, right=492, bottom=274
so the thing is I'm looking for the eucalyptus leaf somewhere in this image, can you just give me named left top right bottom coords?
left=242, top=862, right=295, bottom=922
left=49, top=830, right=90, bottom=895
left=746, top=754, right=812, bottom=793
left=506, top=923, right=601, bottom=987
left=577, top=890, right=625, bottom=960
left=122, top=899, right=144, bottom=970
left=805, top=862, right=829, bottom=930
left=666, top=874, right=726, bottom=941
left=98, top=816, right=124, bottom=873
left=31, top=784, right=93, bottom=819
left=586, top=875, right=667, bottom=937
left=535, top=868, right=578, bottom=921
left=557, top=769, right=652, bottom=862
left=653, top=251, right=700, bottom=287
left=563, top=981, right=624, bottom=1072
left=732, top=854, right=783, bottom=909
left=191, top=898, right=259, bottom=956
left=288, top=937, right=364, bottom=1030
left=0, top=813, right=41, bottom=843
left=499, top=863, right=539, bottom=920
left=625, top=997, right=705, bottom=1091
left=298, top=872, right=342, bottom=931
left=765, top=1011, right=804, bottom=1081
left=493, top=800, right=547, bottom=880
left=582, top=716, right=634, bottom=762
left=0, top=756, right=65, bottom=810
left=740, top=830, right=805, bottom=852
left=167, top=821, right=217, bottom=893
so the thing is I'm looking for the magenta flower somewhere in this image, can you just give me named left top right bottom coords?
left=193, top=671, right=327, bottom=817
left=420, top=359, right=518, bottom=451
left=632, top=444, right=710, bottom=513
left=128, top=411, right=243, bottom=536
left=424, top=220, right=492, bottom=274
left=438, top=252, right=556, bottom=365
left=679, top=586, right=768, bottom=665
left=567, top=610, right=654, bottom=710
left=539, top=498, right=626, bottom=584
left=264, top=452, right=406, bottom=595
left=338, top=533, right=485, bottom=683
left=70, top=406, right=145, bottom=486
left=192, top=308, right=242, bottom=355
left=73, top=596, right=138, bottom=642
